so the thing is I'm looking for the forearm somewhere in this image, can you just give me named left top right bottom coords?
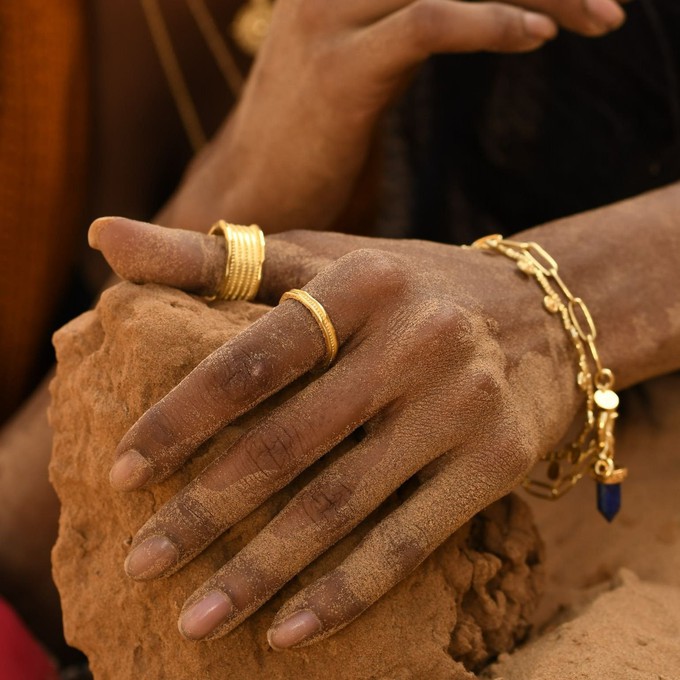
left=0, top=374, right=63, bottom=647
left=513, top=182, right=680, bottom=390
left=0, top=375, right=56, bottom=572
left=154, top=106, right=371, bottom=236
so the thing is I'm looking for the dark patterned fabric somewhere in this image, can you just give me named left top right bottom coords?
left=380, top=0, right=680, bottom=245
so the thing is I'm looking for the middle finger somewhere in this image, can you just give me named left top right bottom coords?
left=108, top=264, right=372, bottom=492
left=122, top=350, right=391, bottom=580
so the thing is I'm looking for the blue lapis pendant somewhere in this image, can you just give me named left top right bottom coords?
left=595, top=467, right=628, bottom=522
left=592, top=389, right=626, bottom=522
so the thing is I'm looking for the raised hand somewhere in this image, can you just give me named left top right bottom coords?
left=162, top=0, right=627, bottom=233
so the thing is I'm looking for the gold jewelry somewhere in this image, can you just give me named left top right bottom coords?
left=280, top=289, right=339, bottom=370
left=232, top=0, right=274, bottom=56
left=208, top=221, right=265, bottom=301
left=141, top=0, right=249, bottom=153
left=471, top=234, right=627, bottom=521
left=186, top=0, right=245, bottom=97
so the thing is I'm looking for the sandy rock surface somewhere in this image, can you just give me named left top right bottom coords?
left=486, top=569, right=680, bottom=680
left=50, top=284, right=545, bottom=680
left=488, top=374, right=680, bottom=679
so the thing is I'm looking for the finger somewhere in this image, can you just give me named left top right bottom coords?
left=502, top=0, right=625, bottom=35
left=258, top=230, right=383, bottom=303
left=362, top=1, right=559, bottom=70
left=122, top=351, right=389, bottom=580
left=267, top=434, right=533, bottom=649
left=109, top=290, right=349, bottom=490
left=175, top=413, right=445, bottom=641
left=88, top=217, right=332, bottom=303
left=89, top=217, right=225, bottom=296
left=108, top=248, right=406, bottom=491
left=343, top=0, right=625, bottom=34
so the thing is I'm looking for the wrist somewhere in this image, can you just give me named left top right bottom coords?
left=510, top=186, right=680, bottom=390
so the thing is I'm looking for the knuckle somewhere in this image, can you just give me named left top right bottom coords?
left=493, top=437, right=534, bottom=485
left=177, top=494, right=220, bottom=539
left=143, top=404, right=178, bottom=449
left=560, top=0, right=608, bottom=36
left=487, top=3, right=524, bottom=49
left=241, top=420, right=303, bottom=480
left=469, top=366, right=505, bottom=408
left=381, top=524, right=430, bottom=577
left=295, top=480, right=355, bottom=534
left=406, top=0, right=442, bottom=54
left=409, top=303, right=475, bottom=356
left=430, top=305, right=468, bottom=337
left=203, top=346, right=274, bottom=408
left=278, top=228, right=310, bottom=245
left=339, top=248, right=408, bottom=296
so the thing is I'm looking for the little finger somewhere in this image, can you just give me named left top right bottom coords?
left=267, top=434, right=533, bottom=648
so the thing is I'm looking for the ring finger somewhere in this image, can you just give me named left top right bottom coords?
left=175, top=410, right=447, bottom=641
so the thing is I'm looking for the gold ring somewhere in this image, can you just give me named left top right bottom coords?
left=280, top=289, right=339, bottom=369
left=207, top=221, right=265, bottom=301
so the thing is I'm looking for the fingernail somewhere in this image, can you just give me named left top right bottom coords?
left=523, top=13, right=558, bottom=41
left=179, top=591, right=234, bottom=640
left=124, top=535, right=179, bottom=580
left=109, top=450, right=152, bottom=491
left=267, top=610, right=322, bottom=650
left=584, top=0, right=625, bottom=29
left=88, top=216, right=120, bottom=249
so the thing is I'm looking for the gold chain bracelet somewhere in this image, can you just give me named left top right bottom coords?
left=470, top=234, right=627, bottom=521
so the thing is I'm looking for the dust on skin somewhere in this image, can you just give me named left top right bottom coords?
left=51, top=283, right=545, bottom=679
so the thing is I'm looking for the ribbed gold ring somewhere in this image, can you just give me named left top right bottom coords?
left=280, top=289, right=339, bottom=369
left=207, top=221, right=265, bottom=301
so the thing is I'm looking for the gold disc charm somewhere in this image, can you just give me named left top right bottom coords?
left=594, top=389, right=620, bottom=411
left=232, top=0, right=273, bottom=55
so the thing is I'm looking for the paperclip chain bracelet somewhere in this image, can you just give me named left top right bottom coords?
left=470, top=234, right=627, bottom=522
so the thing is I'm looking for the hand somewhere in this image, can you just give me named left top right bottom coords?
left=163, top=0, right=627, bottom=233
left=89, top=217, right=579, bottom=648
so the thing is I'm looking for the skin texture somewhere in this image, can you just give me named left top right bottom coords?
left=0, top=0, right=630, bottom=653
left=0, top=375, right=63, bottom=651
left=89, top=180, right=680, bottom=649
left=161, top=0, right=628, bottom=234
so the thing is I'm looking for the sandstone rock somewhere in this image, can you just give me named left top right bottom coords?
left=485, top=569, right=680, bottom=680
left=50, top=283, right=544, bottom=680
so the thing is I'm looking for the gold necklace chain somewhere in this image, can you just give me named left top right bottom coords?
left=232, top=0, right=274, bottom=56
left=142, top=0, right=268, bottom=153
left=142, top=0, right=208, bottom=152
left=186, top=0, right=244, bottom=98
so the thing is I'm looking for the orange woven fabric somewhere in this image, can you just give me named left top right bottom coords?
left=0, top=1, right=89, bottom=423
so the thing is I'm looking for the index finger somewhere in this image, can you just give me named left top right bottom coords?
left=88, top=217, right=332, bottom=304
